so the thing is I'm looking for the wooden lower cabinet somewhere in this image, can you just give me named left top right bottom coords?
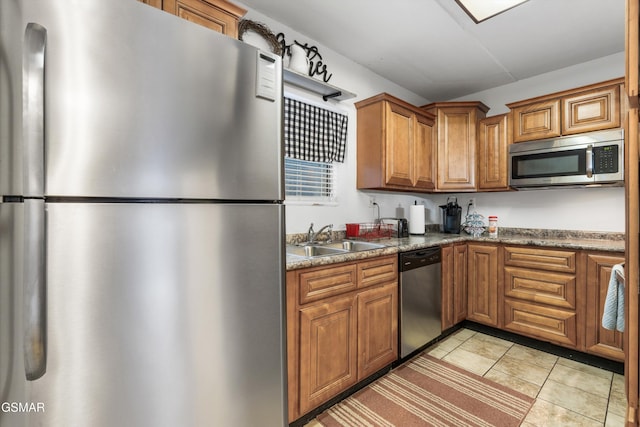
left=503, top=245, right=579, bottom=348
left=585, top=252, right=625, bottom=361
left=287, top=256, right=398, bottom=422
left=298, top=295, right=357, bottom=416
left=467, top=244, right=500, bottom=327
left=442, top=244, right=468, bottom=330
left=357, top=283, right=398, bottom=379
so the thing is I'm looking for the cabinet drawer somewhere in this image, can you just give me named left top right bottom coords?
left=504, top=267, right=576, bottom=309
left=299, top=264, right=358, bottom=304
left=504, top=299, right=577, bottom=347
left=358, top=256, right=398, bottom=288
left=504, top=246, right=576, bottom=273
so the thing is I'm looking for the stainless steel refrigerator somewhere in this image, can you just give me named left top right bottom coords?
left=0, top=0, right=287, bottom=426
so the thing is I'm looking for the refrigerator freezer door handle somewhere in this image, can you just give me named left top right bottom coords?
left=23, top=199, right=47, bottom=380
left=23, top=23, right=47, bottom=198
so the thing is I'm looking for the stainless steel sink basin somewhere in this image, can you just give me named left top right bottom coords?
left=286, top=240, right=389, bottom=258
left=286, top=245, right=348, bottom=257
left=332, top=240, right=388, bottom=252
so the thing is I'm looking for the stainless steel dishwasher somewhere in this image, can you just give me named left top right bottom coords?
left=399, top=247, right=442, bottom=358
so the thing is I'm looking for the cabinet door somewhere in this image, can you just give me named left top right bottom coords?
left=435, top=107, right=478, bottom=190
left=467, top=244, right=500, bottom=326
left=138, top=0, right=163, bottom=8
left=585, top=253, right=625, bottom=361
left=512, top=99, right=561, bottom=143
left=385, top=102, right=414, bottom=187
left=413, top=113, right=436, bottom=190
left=357, top=283, right=398, bottom=380
left=561, top=84, right=621, bottom=135
left=441, top=245, right=455, bottom=330
left=162, top=0, right=246, bottom=38
left=453, top=244, right=468, bottom=324
left=299, top=295, right=357, bottom=415
left=477, top=114, right=510, bottom=191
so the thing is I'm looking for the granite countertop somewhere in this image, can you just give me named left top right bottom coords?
left=285, top=228, right=625, bottom=270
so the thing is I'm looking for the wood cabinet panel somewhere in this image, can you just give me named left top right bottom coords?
left=161, top=0, right=246, bottom=38
left=138, top=0, right=164, bottom=8
left=508, top=78, right=624, bottom=143
left=356, top=94, right=435, bottom=192
left=288, top=256, right=398, bottom=421
left=299, top=295, right=358, bottom=415
left=299, top=264, right=357, bottom=304
left=504, top=246, right=576, bottom=273
left=453, top=244, right=468, bottom=324
left=385, top=102, right=414, bottom=187
left=504, top=266, right=576, bottom=309
left=467, top=244, right=500, bottom=327
left=442, top=245, right=467, bottom=330
left=414, top=113, right=437, bottom=190
left=357, top=283, right=398, bottom=379
left=585, top=252, right=625, bottom=362
left=562, top=85, right=621, bottom=135
left=423, top=103, right=488, bottom=191
left=477, top=113, right=510, bottom=191
left=511, top=99, right=561, bottom=143
left=504, top=299, right=577, bottom=347
left=358, top=255, right=398, bottom=289
left=441, top=245, right=455, bottom=330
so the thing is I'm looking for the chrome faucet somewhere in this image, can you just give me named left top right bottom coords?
left=306, top=223, right=333, bottom=244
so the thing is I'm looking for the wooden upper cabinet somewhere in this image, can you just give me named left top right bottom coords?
left=510, top=99, right=561, bottom=142
left=138, top=0, right=247, bottom=38
left=477, top=113, right=511, bottom=191
left=356, top=94, right=436, bottom=192
left=422, top=102, right=489, bottom=191
left=138, top=0, right=164, bottom=8
left=561, top=84, right=621, bottom=135
left=507, top=78, right=624, bottom=143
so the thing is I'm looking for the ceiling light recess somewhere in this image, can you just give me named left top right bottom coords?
left=455, top=0, right=529, bottom=23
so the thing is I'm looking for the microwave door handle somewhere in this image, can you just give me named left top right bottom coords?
left=586, top=145, right=593, bottom=178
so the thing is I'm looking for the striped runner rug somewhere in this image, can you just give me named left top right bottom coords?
left=316, top=354, right=535, bottom=427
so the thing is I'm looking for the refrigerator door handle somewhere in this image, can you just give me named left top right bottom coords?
left=23, top=199, right=47, bottom=380
left=23, top=23, right=47, bottom=198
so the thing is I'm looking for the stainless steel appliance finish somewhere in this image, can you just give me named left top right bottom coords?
left=508, top=129, right=624, bottom=189
left=399, top=248, right=442, bottom=358
left=0, top=1, right=286, bottom=426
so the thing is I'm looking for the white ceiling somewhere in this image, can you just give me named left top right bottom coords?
left=237, top=0, right=625, bottom=101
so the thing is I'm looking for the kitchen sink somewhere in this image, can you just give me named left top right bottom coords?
left=286, top=245, right=348, bottom=257
left=326, top=240, right=388, bottom=252
left=286, top=240, right=389, bottom=258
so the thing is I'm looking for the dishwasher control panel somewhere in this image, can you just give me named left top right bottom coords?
left=399, top=248, right=441, bottom=272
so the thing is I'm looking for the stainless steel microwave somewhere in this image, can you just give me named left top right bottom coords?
left=508, top=129, right=624, bottom=189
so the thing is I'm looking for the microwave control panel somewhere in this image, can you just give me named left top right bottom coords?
left=593, top=145, right=619, bottom=173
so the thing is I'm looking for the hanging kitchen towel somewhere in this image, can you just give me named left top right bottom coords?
left=284, top=97, right=348, bottom=163
left=602, top=263, right=625, bottom=332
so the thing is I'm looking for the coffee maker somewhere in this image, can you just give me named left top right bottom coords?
left=439, top=197, right=462, bottom=233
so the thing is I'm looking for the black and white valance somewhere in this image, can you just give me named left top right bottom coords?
left=284, top=97, right=348, bottom=163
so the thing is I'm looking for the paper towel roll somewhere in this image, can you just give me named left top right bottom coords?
left=409, top=204, right=425, bottom=235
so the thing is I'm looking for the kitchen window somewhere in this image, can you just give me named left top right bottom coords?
left=283, top=95, right=347, bottom=205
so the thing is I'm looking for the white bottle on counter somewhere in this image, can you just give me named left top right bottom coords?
left=488, top=215, right=498, bottom=238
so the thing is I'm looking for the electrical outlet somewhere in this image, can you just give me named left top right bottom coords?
left=469, top=198, right=476, bottom=210
left=369, top=197, right=376, bottom=207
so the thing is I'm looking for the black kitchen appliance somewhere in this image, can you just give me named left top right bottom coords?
left=440, top=197, right=462, bottom=234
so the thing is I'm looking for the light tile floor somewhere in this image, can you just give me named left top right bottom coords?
left=306, top=328, right=626, bottom=426
left=427, top=328, right=626, bottom=426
